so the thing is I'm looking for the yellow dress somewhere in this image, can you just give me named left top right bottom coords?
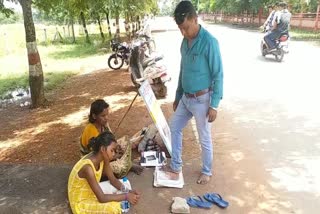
left=68, top=157, right=121, bottom=214
left=80, top=123, right=132, bottom=178
left=80, top=123, right=101, bottom=154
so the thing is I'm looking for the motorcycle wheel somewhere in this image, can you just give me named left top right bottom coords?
left=261, top=41, right=267, bottom=57
left=108, top=54, right=124, bottom=70
left=275, top=49, right=284, bottom=62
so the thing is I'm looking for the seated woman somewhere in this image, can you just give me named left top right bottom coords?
left=80, top=99, right=144, bottom=178
left=69, top=131, right=141, bottom=214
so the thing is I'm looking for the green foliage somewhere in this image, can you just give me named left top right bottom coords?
left=159, top=0, right=180, bottom=16
left=0, top=11, right=22, bottom=23
left=213, top=0, right=320, bottom=14
left=307, top=0, right=319, bottom=12
left=0, top=1, right=14, bottom=17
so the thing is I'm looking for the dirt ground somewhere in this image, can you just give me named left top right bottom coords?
left=0, top=68, right=157, bottom=165
left=0, top=67, right=207, bottom=214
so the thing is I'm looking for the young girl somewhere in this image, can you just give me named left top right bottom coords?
left=69, top=131, right=141, bottom=214
left=80, top=99, right=144, bottom=178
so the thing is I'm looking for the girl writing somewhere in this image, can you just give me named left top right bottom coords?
left=68, top=131, right=141, bottom=214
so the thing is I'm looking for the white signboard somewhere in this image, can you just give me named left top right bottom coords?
left=138, top=81, right=172, bottom=156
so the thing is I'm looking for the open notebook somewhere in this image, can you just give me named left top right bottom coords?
left=140, top=151, right=166, bottom=167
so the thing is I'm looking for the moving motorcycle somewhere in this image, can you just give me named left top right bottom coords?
left=129, top=42, right=170, bottom=98
left=108, top=39, right=131, bottom=70
left=261, top=33, right=289, bottom=62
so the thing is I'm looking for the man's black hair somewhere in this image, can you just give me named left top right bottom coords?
left=279, top=2, right=288, bottom=8
left=174, top=1, right=197, bottom=25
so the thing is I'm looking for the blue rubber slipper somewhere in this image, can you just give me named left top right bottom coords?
left=203, top=193, right=229, bottom=208
left=186, top=196, right=213, bottom=209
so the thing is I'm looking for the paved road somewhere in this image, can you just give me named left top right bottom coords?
left=153, top=17, right=320, bottom=213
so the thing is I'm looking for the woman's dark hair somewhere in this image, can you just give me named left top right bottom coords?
left=174, top=1, right=197, bottom=25
left=267, top=4, right=274, bottom=9
left=89, top=99, right=109, bottom=123
left=88, top=130, right=116, bottom=153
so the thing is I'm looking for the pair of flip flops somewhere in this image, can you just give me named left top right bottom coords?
left=186, top=193, right=229, bottom=209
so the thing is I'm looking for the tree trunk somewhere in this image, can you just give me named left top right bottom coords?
left=315, top=2, right=320, bottom=30
left=97, top=15, right=105, bottom=41
left=125, top=14, right=130, bottom=40
left=18, top=0, right=46, bottom=108
left=105, top=10, right=112, bottom=38
left=70, top=17, right=76, bottom=43
left=80, top=11, right=90, bottom=43
left=115, top=12, right=120, bottom=40
left=131, top=15, right=135, bottom=35
left=137, top=15, right=141, bottom=30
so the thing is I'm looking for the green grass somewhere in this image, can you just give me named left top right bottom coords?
left=0, top=24, right=114, bottom=98
left=0, top=75, right=28, bottom=99
left=0, top=71, right=76, bottom=98
left=47, top=35, right=109, bottom=60
left=290, top=28, right=320, bottom=41
left=44, top=71, right=76, bottom=91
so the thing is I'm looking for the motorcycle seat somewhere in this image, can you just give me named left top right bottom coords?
left=279, top=35, right=288, bottom=42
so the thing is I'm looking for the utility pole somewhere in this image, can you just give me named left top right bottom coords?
left=315, top=0, right=320, bottom=30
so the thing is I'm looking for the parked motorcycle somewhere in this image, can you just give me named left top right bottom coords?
left=261, top=33, right=289, bottom=62
left=128, top=42, right=170, bottom=98
left=108, top=39, right=131, bottom=70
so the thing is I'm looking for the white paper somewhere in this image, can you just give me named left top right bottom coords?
left=153, top=167, right=184, bottom=188
left=138, top=81, right=172, bottom=156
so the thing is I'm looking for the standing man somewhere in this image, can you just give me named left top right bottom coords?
left=163, top=1, right=223, bottom=185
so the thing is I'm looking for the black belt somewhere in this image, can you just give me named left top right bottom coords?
left=185, top=88, right=210, bottom=98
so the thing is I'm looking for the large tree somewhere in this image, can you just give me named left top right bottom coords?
left=19, top=0, right=46, bottom=108
left=2, top=0, right=46, bottom=108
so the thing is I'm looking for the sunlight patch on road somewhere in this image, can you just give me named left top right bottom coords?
left=59, top=106, right=87, bottom=128
left=0, top=139, right=26, bottom=149
left=15, top=121, right=56, bottom=137
left=0, top=108, right=87, bottom=150
left=103, top=92, right=140, bottom=112
left=231, top=151, right=244, bottom=162
left=0, top=92, right=144, bottom=152
left=228, top=195, right=245, bottom=206
left=268, top=157, right=320, bottom=194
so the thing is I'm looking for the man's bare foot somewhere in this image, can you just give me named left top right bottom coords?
left=197, top=173, right=211, bottom=185
left=130, top=163, right=144, bottom=175
left=161, top=165, right=180, bottom=180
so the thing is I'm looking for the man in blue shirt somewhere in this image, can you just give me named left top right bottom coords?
left=162, top=1, right=223, bottom=185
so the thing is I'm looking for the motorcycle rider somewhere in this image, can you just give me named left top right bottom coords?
left=264, top=2, right=291, bottom=51
left=261, top=4, right=277, bottom=33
